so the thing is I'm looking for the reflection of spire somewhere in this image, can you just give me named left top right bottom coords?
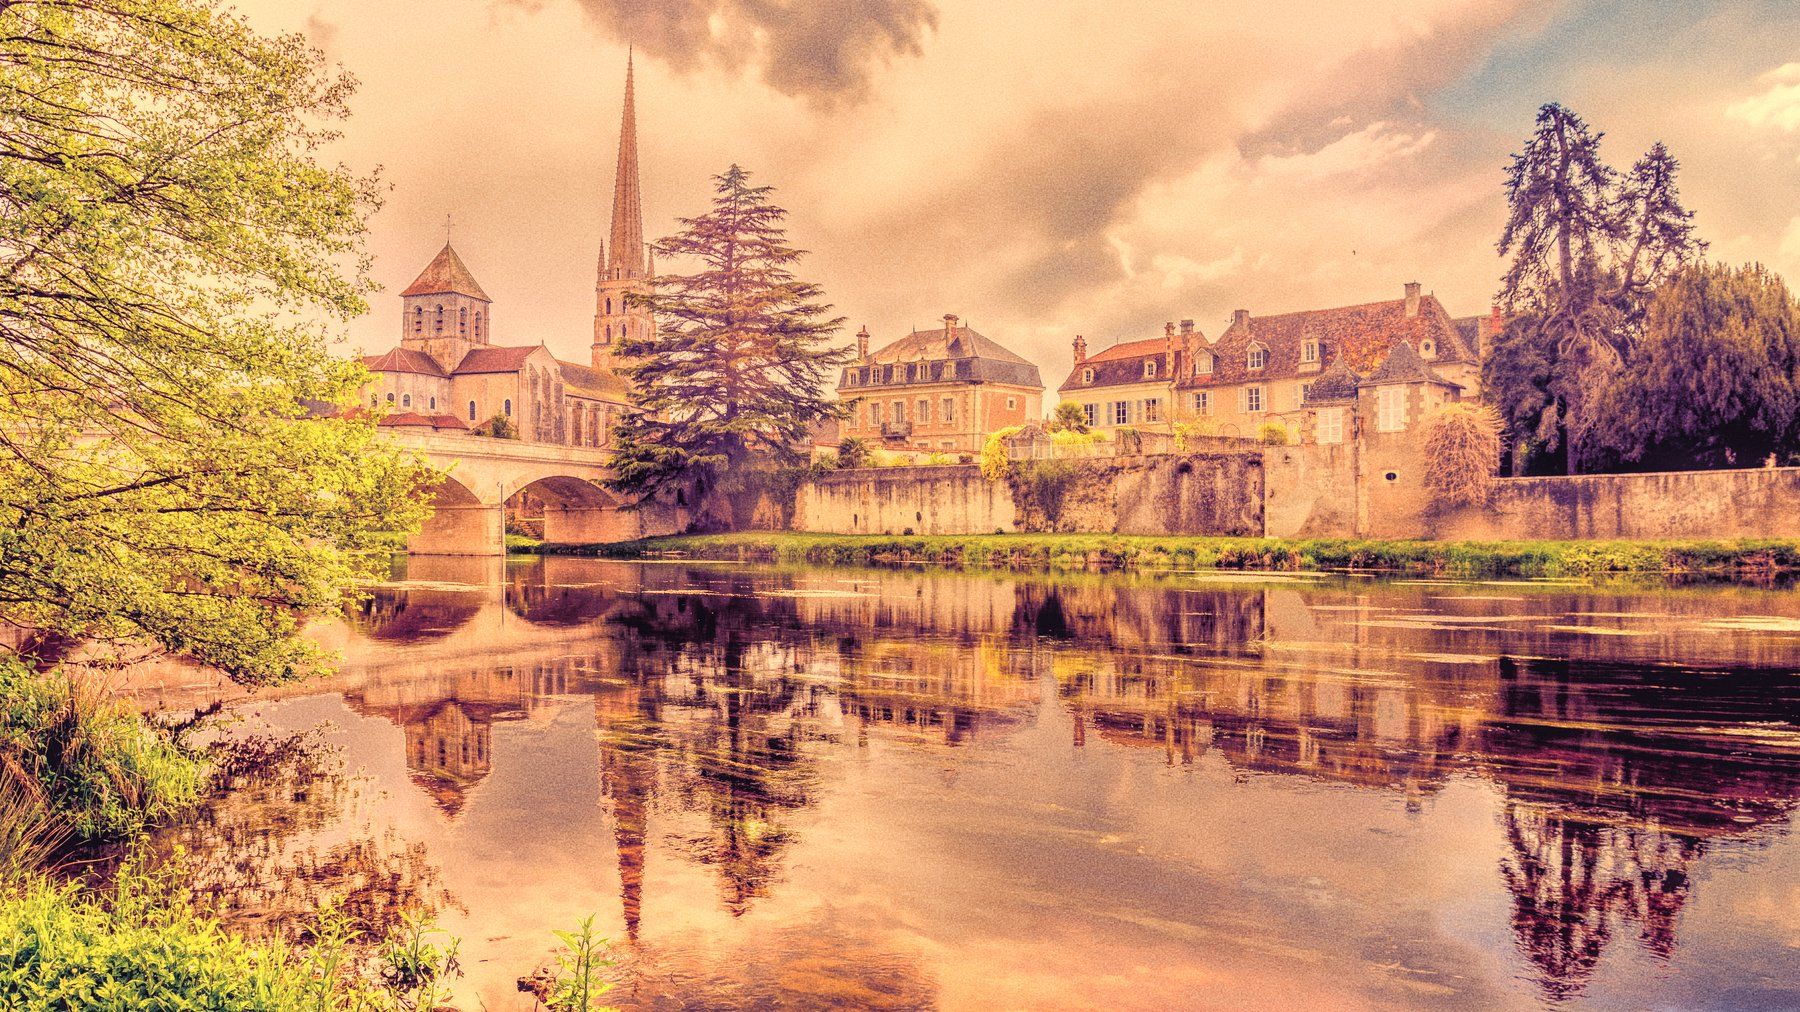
left=597, top=683, right=657, bottom=942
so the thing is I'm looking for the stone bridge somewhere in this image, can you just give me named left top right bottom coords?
left=382, top=430, right=683, bottom=555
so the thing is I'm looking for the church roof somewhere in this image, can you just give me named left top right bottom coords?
left=558, top=361, right=632, bottom=401
left=452, top=345, right=545, bottom=374
left=402, top=243, right=491, bottom=301
left=363, top=347, right=447, bottom=377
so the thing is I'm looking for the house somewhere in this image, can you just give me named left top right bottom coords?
left=1056, top=320, right=1200, bottom=434
left=836, top=315, right=1044, bottom=454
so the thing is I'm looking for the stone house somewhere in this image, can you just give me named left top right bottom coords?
left=837, top=315, right=1044, bottom=454
left=1055, top=321, right=1199, bottom=434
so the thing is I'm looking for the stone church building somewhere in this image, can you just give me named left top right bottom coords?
left=360, top=57, right=653, bottom=445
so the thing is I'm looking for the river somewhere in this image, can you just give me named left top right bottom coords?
left=113, top=555, right=1800, bottom=1009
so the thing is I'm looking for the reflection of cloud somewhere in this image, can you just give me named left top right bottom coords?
left=516, top=0, right=937, bottom=104
left=1727, top=63, right=1800, bottom=132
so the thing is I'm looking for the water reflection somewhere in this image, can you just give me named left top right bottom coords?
left=118, top=559, right=1800, bottom=1009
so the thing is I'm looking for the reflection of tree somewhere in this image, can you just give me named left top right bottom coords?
left=351, top=587, right=481, bottom=643
left=117, top=753, right=455, bottom=942
left=1499, top=804, right=1700, bottom=1002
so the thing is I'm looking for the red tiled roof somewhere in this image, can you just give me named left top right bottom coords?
left=401, top=243, right=490, bottom=300
left=363, top=347, right=447, bottom=377
left=453, top=345, right=545, bottom=374
left=1180, top=294, right=1473, bottom=391
left=1084, top=337, right=1166, bottom=364
left=377, top=412, right=435, bottom=428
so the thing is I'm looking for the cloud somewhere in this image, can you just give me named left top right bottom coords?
left=513, top=0, right=938, bottom=104
left=1727, top=63, right=1800, bottom=132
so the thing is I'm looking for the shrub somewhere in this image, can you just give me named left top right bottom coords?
left=1172, top=420, right=1219, bottom=452
left=0, top=660, right=206, bottom=840
left=1422, top=402, right=1503, bottom=508
left=1048, top=400, right=1089, bottom=433
left=835, top=437, right=872, bottom=468
left=1257, top=421, right=1290, bottom=445
left=980, top=425, right=1025, bottom=481
left=472, top=413, right=518, bottom=438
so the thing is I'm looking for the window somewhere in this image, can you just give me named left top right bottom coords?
left=1244, top=386, right=1264, bottom=413
left=942, top=397, right=955, bottom=422
left=370, top=394, right=378, bottom=407
left=1143, top=398, right=1162, bottom=422
left=918, top=398, right=929, bottom=423
left=606, top=298, right=613, bottom=314
left=894, top=401, right=906, bottom=423
left=1421, top=339, right=1436, bottom=358
left=385, top=392, right=394, bottom=404
left=429, top=396, right=437, bottom=410
left=1298, top=383, right=1312, bottom=407
left=434, top=304, right=444, bottom=334
left=1112, top=401, right=1129, bottom=425
left=1302, top=339, right=1319, bottom=364
left=468, top=400, right=476, bottom=421
left=1006, top=397, right=1017, bottom=410
left=1317, top=407, right=1345, bottom=445
left=1247, top=345, right=1267, bottom=370
left=503, top=398, right=512, bottom=417
left=459, top=306, right=468, bottom=336
left=474, top=312, right=483, bottom=339
left=1144, top=360, right=1158, bottom=379
left=945, top=360, right=957, bottom=379
left=1083, top=403, right=1097, bottom=427
left=1082, top=367, right=1094, bottom=384
left=401, top=393, right=411, bottom=407
left=1195, top=352, right=1214, bottom=376
left=413, top=306, right=423, bottom=334
left=1377, top=387, right=1406, bottom=431
left=874, top=402, right=884, bottom=425
left=1193, top=391, right=1211, bottom=416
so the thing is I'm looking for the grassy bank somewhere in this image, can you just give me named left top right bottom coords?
left=541, top=531, right=1800, bottom=578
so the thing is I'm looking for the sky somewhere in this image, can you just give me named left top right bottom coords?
left=237, top=0, right=1800, bottom=391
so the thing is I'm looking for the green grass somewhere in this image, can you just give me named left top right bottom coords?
left=543, top=531, right=1800, bottom=578
left=0, top=659, right=208, bottom=842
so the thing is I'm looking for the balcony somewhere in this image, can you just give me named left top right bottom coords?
left=880, top=420, right=913, bottom=439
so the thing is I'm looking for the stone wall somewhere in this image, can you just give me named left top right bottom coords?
left=1433, top=467, right=1800, bottom=540
left=795, top=465, right=1017, bottom=535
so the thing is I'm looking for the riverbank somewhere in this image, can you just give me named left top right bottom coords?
left=533, top=532, right=1800, bottom=578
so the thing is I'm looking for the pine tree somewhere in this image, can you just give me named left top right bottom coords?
left=609, top=165, right=848, bottom=521
left=1490, top=103, right=1705, bottom=472
left=1585, top=262, right=1800, bottom=471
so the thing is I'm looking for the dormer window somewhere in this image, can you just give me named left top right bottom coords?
left=946, top=360, right=957, bottom=379
left=1247, top=345, right=1267, bottom=370
left=1195, top=352, right=1214, bottom=377
left=1143, top=360, right=1158, bottom=379
left=1082, top=367, right=1095, bottom=384
left=1421, top=339, right=1436, bottom=359
left=1302, top=339, right=1319, bottom=364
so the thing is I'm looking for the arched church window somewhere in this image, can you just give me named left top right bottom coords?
left=434, top=304, right=444, bottom=334
left=413, top=307, right=423, bottom=334
left=503, top=398, right=512, bottom=417
left=606, top=298, right=612, bottom=314
left=385, top=392, right=394, bottom=403
left=474, top=312, right=483, bottom=339
left=459, top=306, right=467, bottom=336
left=468, top=400, right=476, bottom=421
left=429, top=396, right=436, bottom=410
left=402, top=393, right=411, bottom=407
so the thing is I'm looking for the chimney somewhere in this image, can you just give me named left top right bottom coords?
left=943, top=313, right=959, bottom=338
left=1179, top=319, right=1195, bottom=335
left=1164, top=322, right=1176, bottom=338
left=1164, top=322, right=1176, bottom=372
left=1404, top=282, right=1421, bottom=318
left=1072, top=334, right=1088, bottom=365
left=856, top=325, right=869, bottom=361
left=1232, top=309, right=1250, bottom=329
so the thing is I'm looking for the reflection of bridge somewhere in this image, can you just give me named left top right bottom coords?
left=382, top=430, right=685, bottom=555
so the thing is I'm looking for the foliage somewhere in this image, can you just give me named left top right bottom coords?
left=0, top=0, right=438, bottom=685
left=0, top=658, right=206, bottom=840
left=573, top=531, right=1800, bottom=579
left=1488, top=104, right=1706, bottom=473
left=1171, top=420, right=1219, bottom=452
left=377, top=910, right=460, bottom=1010
left=1007, top=460, right=1082, bottom=526
left=835, top=436, right=873, bottom=469
left=1583, top=262, right=1800, bottom=470
left=610, top=165, right=849, bottom=521
left=0, top=860, right=460, bottom=1011
left=1050, top=428, right=1108, bottom=447
left=979, top=425, right=1025, bottom=481
left=1257, top=422, right=1290, bottom=446
left=473, top=413, right=518, bottom=439
left=1048, top=401, right=1088, bottom=433
left=548, top=915, right=615, bottom=1012
left=0, top=773, right=68, bottom=882
left=1422, top=403, right=1503, bottom=508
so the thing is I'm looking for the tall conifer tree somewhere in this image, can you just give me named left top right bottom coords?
left=610, top=166, right=848, bottom=520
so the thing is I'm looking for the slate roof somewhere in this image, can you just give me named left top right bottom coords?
left=1180, top=294, right=1474, bottom=391
left=363, top=347, right=447, bottom=377
left=401, top=243, right=491, bottom=301
left=558, top=361, right=631, bottom=401
left=840, top=325, right=1043, bottom=391
left=1361, top=340, right=1461, bottom=388
left=1302, top=357, right=1362, bottom=404
left=1058, top=337, right=1189, bottom=393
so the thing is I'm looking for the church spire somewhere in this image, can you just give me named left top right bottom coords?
left=606, top=50, right=645, bottom=279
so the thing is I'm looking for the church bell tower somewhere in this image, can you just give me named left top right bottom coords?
left=593, top=53, right=653, bottom=374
